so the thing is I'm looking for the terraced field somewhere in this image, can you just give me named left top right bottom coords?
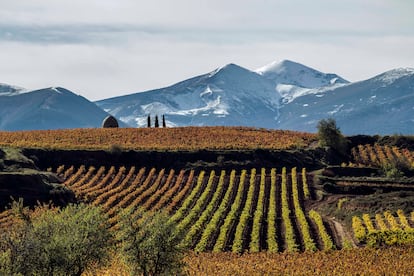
left=44, top=165, right=338, bottom=252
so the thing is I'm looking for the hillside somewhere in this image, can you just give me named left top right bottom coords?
left=0, top=148, right=75, bottom=210
left=277, top=68, right=414, bottom=134
left=2, top=141, right=414, bottom=254
left=2, top=127, right=414, bottom=262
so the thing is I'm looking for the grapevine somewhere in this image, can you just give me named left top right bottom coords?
left=249, top=168, right=266, bottom=252
left=232, top=169, right=256, bottom=253
left=213, top=170, right=246, bottom=252
left=266, top=168, right=278, bottom=252
left=195, top=170, right=236, bottom=252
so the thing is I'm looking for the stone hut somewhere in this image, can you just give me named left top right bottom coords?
left=102, top=115, right=119, bottom=128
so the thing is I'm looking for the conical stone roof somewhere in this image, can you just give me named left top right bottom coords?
left=102, top=115, right=119, bottom=128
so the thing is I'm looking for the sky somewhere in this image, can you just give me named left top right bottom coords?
left=0, top=0, right=413, bottom=101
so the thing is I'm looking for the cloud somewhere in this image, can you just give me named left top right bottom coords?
left=1, top=32, right=413, bottom=102
left=1, top=1, right=413, bottom=34
left=0, top=0, right=412, bottom=101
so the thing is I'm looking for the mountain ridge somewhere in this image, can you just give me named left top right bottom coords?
left=1, top=60, right=413, bottom=134
left=96, top=62, right=281, bottom=128
left=96, top=60, right=414, bottom=134
left=0, top=86, right=120, bottom=130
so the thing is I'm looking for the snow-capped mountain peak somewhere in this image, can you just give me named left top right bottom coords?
left=255, top=59, right=349, bottom=89
left=50, top=87, right=64, bottom=94
left=256, top=59, right=299, bottom=75
left=96, top=63, right=282, bottom=128
left=370, top=68, right=414, bottom=85
left=0, top=83, right=28, bottom=95
left=211, top=63, right=245, bottom=74
left=209, top=63, right=260, bottom=83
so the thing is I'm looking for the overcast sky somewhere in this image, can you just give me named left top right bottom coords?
left=0, top=0, right=413, bottom=100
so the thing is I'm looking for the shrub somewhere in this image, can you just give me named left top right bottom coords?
left=382, top=163, right=404, bottom=179
left=0, top=201, right=113, bottom=276
left=381, top=159, right=408, bottom=179
left=117, top=207, right=186, bottom=276
left=109, top=144, right=123, bottom=155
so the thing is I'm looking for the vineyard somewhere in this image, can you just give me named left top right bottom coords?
left=351, top=144, right=414, bottom=169
left=0, top=127, right=316, bottom=150
left=0, top=165, right=341, bottom=253
left=3, top=130, right=414, bottom=274
left=80, top=245, right=414, bottom=275
left=352, top=210, right=414, bottom=246
left=317, top=144, right=414, bottom=190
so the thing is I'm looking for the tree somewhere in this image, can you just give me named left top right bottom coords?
left=162, top=115, right=166, bottom=128
left=317, top=118, right=348, bottom=155
left=147, top=115, right=151, bottom=128
left=154, top=115, right=159, bottom=128
left=117, top=207, right=186, bottom=276
left=0, top=202, right=113, bottom=276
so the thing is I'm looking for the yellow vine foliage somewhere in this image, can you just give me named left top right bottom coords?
left=353, top=210, right=414, bottom=247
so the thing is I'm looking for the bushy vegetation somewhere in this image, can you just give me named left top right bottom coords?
left=382, top=161, right=405, bottom=179
left=117, top=207, right=186, bottom=276
left=317, top=118, right=348, bottom=155
left=0, top=201, right=113, bottom=276
left=0, top=201, right=187, bottom=276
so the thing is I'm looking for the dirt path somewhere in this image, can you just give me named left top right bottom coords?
left=330, top=217, right=357, bottom=248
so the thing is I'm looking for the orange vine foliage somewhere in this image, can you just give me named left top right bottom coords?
left=183, top=247, right=414, bottom=275
left=352, top=144, right=414, bottom=168
left=84, top=246, right=414, bottom=276
left=0, top=127, right=316, bottom=150
left=87, top=247, right=414, bottom=276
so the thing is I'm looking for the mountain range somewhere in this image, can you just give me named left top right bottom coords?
left=1, top=59, right=413, bottom=134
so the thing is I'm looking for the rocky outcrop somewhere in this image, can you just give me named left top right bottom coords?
left=0, top=148, right=75, bottom=210
left=0, top=172, right=75, bottom=210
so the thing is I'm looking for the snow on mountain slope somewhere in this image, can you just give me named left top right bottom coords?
left=370, top=68, right=414, bottom=85
left=96, top=63, right=282, bottom=128
left=276, top=68, right=414, bottom=135
left=0, top=83, right=28, bottom=95
left=0, top=86, right=120, bottom=130
left=256, top=60, right=350, bottom=104
left=256, top=59, right=349, bottom=88
left=3, top=60, right=412, bottom=135
left=97, top=60, right=414, bottom=134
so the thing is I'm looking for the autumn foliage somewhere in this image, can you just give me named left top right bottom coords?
left=0, top=127, right=316, bottom=150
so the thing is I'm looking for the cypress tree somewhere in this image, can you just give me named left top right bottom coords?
left=155, top=115, right=159, bottom=128
left=162, top=115, right=166, bottom=128
left=147, top=115, right=151, bottom=128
